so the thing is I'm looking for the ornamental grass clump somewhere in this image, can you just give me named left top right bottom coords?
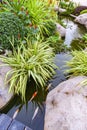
left=0, top=39, right=56, bottom=102
left=66, top=50, right=87, bottom=76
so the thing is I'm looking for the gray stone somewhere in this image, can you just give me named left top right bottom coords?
left=70, top=0, right=87, bottom=6
left=0, top=60, right=13, bottom=109
left=44, top=76, right=87, bottom=130
left=74, top=13, right=87, bottom=29
left=54, top=6, right=66, bottom=13
left=56, top=23, right=66, bottom=37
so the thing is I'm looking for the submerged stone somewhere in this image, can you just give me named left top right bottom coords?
left=0, top=60, right=13, bottom=110
left=44, top=76, right=87, bottom=130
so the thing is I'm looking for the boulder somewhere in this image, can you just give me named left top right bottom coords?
left=0, top=60, right=13, bottom=110
left=72, top=6, right=87, bottom=16
left=44, top=76, right=87, bottom=130
left=54, top=6, right=66, bottom=13
left=56, top=23, right=66, bottom=37
left=74, top=13, right=87, bottom=29
left=70, top=0, right=87, bottom=6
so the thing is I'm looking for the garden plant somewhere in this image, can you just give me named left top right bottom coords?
left=0, top=38, right=56, bottom=102
left=0, top=0, right=68, bottom=104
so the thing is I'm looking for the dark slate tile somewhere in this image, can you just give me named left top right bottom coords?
left=0, top=114, right=12, bottom=130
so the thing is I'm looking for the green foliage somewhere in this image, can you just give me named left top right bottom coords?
left=80, top=9, right=87, bottom=14
left=59, top=1, right=76, bottom=15
left=42, top=21, right=56, bottom=37
left=66, top=50, right=87, bottom=76
left=26, top=0, right=55, bottom=36
left=82, top=33, right=87, bottom=43
left=71, top=38, right=86, bottom=51
left=1, top=0, right=39, bottom=37
left=1, top=0, right=56, bottom=39
left=1, top=0, right=31, bottom=27
left=27, top=0, right=47, bottom=25
left=0, top=39, right=56, bottom=102
left=47, top=34, right=66, bottom=53
left=0, top=12, right=26, bottom=49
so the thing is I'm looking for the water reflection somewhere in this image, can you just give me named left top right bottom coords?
left=64, top=19, right=86, bottom=47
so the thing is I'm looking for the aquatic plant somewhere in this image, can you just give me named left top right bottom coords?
left=0, top=38, right=56, bottom=102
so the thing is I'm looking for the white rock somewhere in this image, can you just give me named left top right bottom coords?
left=54, top=6, right=66, bottom=13
left=70, top=0, right=87, bottom=6
left=74, top=13, right=87, bottom=29
left=44, top=76, right=87, bottom=130
left=56, top=23, right=66, bottom=37
left=0, top=60, right=13, bottom=109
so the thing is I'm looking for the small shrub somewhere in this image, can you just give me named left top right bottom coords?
left=0, top=12, right=26, bottom=49
left=1, top=0, right=39, bottom=40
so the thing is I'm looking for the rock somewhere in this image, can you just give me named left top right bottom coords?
left=54, top=6, right=66, bottom=13
left=0, top=60, right=13, bottom=109
left=72, top=6, right=87, bottom=16
left=70, top=0, right=87, bottom=6
left=56, top=23, right=66, bottom=37
left=74, top=13, right=87, bottom=29
left=44, top=76, right=87, bottom=130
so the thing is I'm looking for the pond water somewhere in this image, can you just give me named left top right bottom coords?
left=64, top=19, right=86, bottom=47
